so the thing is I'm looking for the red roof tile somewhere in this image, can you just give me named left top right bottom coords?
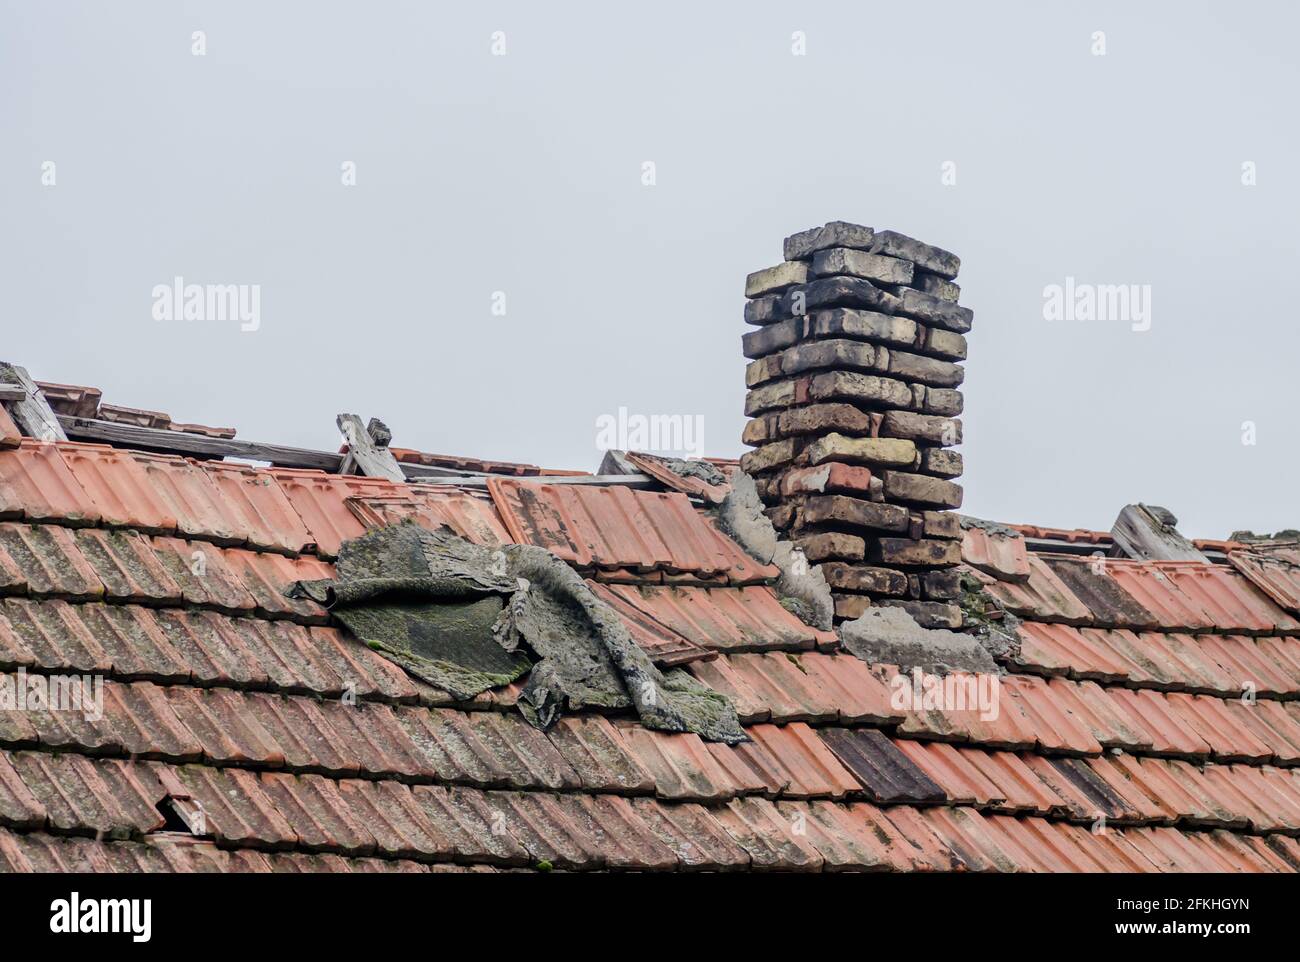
left=976, top=555, right=1091, bottom=623
left=596, top=583, right=832, bottom=654
left=624, top=452, right=731, bottom=505
left=0, top=441, right=100, bottom=525
left=487, top=479, right=778, bottom=584
left=1229, top=546, right=1300, bottom=617
left=961, top=525, right=1030, bottom=582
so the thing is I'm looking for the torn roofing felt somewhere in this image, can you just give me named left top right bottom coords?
left=289, top=520, right=746, bottom=744
left=288, top=521, right=529, bottom=700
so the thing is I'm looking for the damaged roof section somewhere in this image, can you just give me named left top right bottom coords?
left=292, top=520, right=746, bottom=744
left=622, top=452, right=732, bottom=505
left=6, top=337, right=1300, bottom=873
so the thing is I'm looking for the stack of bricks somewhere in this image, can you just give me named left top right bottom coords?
left=739, top=221, right=971, bottom=629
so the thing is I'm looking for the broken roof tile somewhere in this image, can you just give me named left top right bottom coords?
left=961, top=522, right=1030, bottom=583
left=624, top=451, right=732, bottom=505
left=35, top=381, right=101, bottom=418
left=976, top=555, right=1091, bottom=623
left=1229, top=546, right=1300, bottom=617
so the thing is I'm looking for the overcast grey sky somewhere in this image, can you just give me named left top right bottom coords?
left=3, top=1, right=1297, bottom=539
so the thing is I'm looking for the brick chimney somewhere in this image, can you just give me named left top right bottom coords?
left=739, top=222, right=970, bottom=629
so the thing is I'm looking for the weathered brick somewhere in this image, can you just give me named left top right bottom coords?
left=739, top=439, right=798, bottom=475
left=742, top=320, right=800, bottom=360
left=881, top=410, right=962, bottom=446
left=795, top=532, right=866, bottom=563
left=744, top=294, right=785, bottom=326
left=784, top=221, right=875, bottom=261
left=802, top=494, right=909, bottom=533
left=914, top=272, right=960, bottom=302
left=920, top=388, right=963, bottom=418
left=821, top=563, right=910, bottom=596
left=811, top=248, right=914, bottom=285
left=870, top=230, right=961, bottom=279
left=744, top=378, right=810, bottom=416
left=744, top=355, right=783, bottom=387
left=832, top=593, right=874, bottom=621
left=809, top=370, right=913, bottom=409
left=746, top=261, right=808, bottom=298
left=745, top=339, right=884, bottom=387
left=898, top=289, right=973, bottom=333
left=778, top=403, right=875, bottom=438
left=920, top=569, right=963, bottom=600
left=882, top=471, right=964, bottom=509
left=812, top=308, right=916, bottom=347
left=765, top=503, right=796, bottom=531
left=869, top=537, right=962, bottom=566
left=922, top=510, right=962, bottom=540
left=920, top=449, right=963, bottom=479
left=886, top=350, right=965, bottom=388
left=779, top=462, right=873, bottom=496
left=805, top=433, right=916, bottom=469
left=741, top=414, right=777, bottom=446
left=741, top=308, right=916, bottom=360
left=921, top=327, right=967, bottom=361
left=780, top=276, right=901, bottom=317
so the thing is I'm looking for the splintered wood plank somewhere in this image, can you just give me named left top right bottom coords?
left=1111, top=503, right=1207, bottom=562
left=336, top=413, right=405, bottom=482
left=0, top=363, right=67, bottom=440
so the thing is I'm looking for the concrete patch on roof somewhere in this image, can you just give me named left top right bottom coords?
left=956, top=570, right=1021, bottom=663
left=1231, top=529, right=1300, bottom=544
left=654, top=455, right=727, bottom=487
left=958, top=515, right=1022, bottom=539
left=712, top=470, right=834, bottom=630
left=840, top=605, right=998, bottom=676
